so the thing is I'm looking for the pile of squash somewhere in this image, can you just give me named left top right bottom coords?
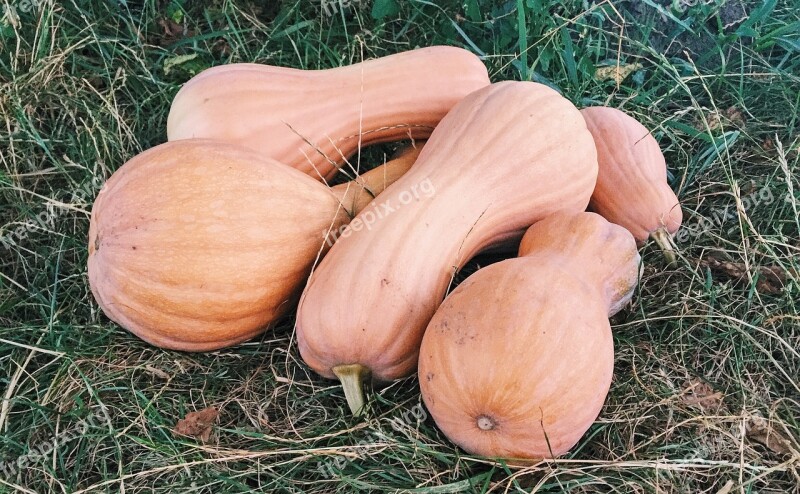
left=87, top=46, right=682, bottom=462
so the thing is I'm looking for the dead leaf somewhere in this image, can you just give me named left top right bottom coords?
left=699, top=256, right=788, bottom=294
left=144, top=365, right=170, bottom=379
left=697, top=107, right=745, bottom=133
left=746, top=416, right=795, bottom=456
left=704, top=111, right=723, bottom=132
left=212, top=38, right=231, bottom=57
left=701, top=256, right=747, bottom=278
left=163, top=53, right=199, bottom=76
left=723, top=106, right=746, bottom=127
left=755, top=265, right=789, bottom=294
left=159, top=18, right=182, bottom=36
left=681, top=378, right=723, bottom=410
left=153, top=18, right=195, bottom=46
left=174, top=407, right=218, bottom=442
left=594, top=63, right=642, bottom=85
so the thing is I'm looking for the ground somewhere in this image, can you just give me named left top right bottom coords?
left=0, top=1, right=798, bottom=493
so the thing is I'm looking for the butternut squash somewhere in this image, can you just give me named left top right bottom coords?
left=581, top=106, right=683, bottom=264
left=167, top=46, right=490, bottom=180
left=419, top=212, right=641, bottom=460
left=296, top=82, right=599, bottom=415
left=88, top=140, right=420, bottom=351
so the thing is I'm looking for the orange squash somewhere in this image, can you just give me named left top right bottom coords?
left=167, top=46, right=490, bottom=180
left=296, top=82, right=599, bottom=415
left=581, top=106, right=683, bottom=263
left=419, top=212, right=641, bottom=460
left=88, top=139, right=420, bottom=351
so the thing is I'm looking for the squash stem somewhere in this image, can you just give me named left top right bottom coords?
left=332, top=364, right=370, bottom=416
left=651, top=227, right=677, bottom=265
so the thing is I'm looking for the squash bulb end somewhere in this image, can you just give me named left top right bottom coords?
left=476, top=414, right=496, bottom=431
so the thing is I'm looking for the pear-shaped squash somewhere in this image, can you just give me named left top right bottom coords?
left=419, top=212, right=641, bottom=460
left=167, top=46, right=489, bottom=180
left=296, top=82, right=599, bottom=415
left=88, top=140, right=420, bottom=351
left=581, top=106, right=683, bottom=263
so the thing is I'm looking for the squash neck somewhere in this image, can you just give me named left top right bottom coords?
left=518, top=216, right=641, bottom=316
left=330, top=144, right=422, bottom=217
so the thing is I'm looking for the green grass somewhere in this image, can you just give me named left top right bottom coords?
left=1, top=0, right=798, bottom=492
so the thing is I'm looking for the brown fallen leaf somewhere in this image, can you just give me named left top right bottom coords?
left=157, top=18, right=182, bottom=44
left=700, top=256, right=746, bottom=278
left=755, top=265, right=789, bottom=294
left=746, top=416, right=796, bottom=456
left=174, top=407, right=218, bottom=442
left=144, top=365, right=170, bottom=380
left=699, top=256, right=788, bottom=294
left=212, top=38, right=231, bottom=58
left=704, top=111, right=722, bottom=132
left=697, top=106, right=745, bottom=133
left=723, top=106, right=746, bottom=127
left=152, top=18, right=196, bottom=47
left=681, top=378, right=723, bottom=410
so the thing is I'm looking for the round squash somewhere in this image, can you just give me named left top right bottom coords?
left=418, top=212, right=640, bottom=460
left=88, top=139, right=420, bottom=351
left=167, top=46, right=490, bottom=180
left=581, top=106, right=683, bottom=264
left=296, top=81, right=599, bottom=415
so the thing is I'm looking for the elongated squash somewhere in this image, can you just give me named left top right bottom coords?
left=581, top=107, right=683, bottom=263
left=296, top=82, right=599, bottom=415
left=419, top=212, right=641, bottom=460
left=88, top=140, right=420, bottom=351
left=167, top=46, right=490, bottom=180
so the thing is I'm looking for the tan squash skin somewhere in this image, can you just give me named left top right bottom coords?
left=517, top=212, right=642, bottom=317
left=296, top=81, right=599, bottom=415
left=167, top=46, right=490, bottom=180
left=418, top=212, right=640, bottom=460
left=88, top=139, right=420, bottom=351
left=581, top=106, right=683, bottom=263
